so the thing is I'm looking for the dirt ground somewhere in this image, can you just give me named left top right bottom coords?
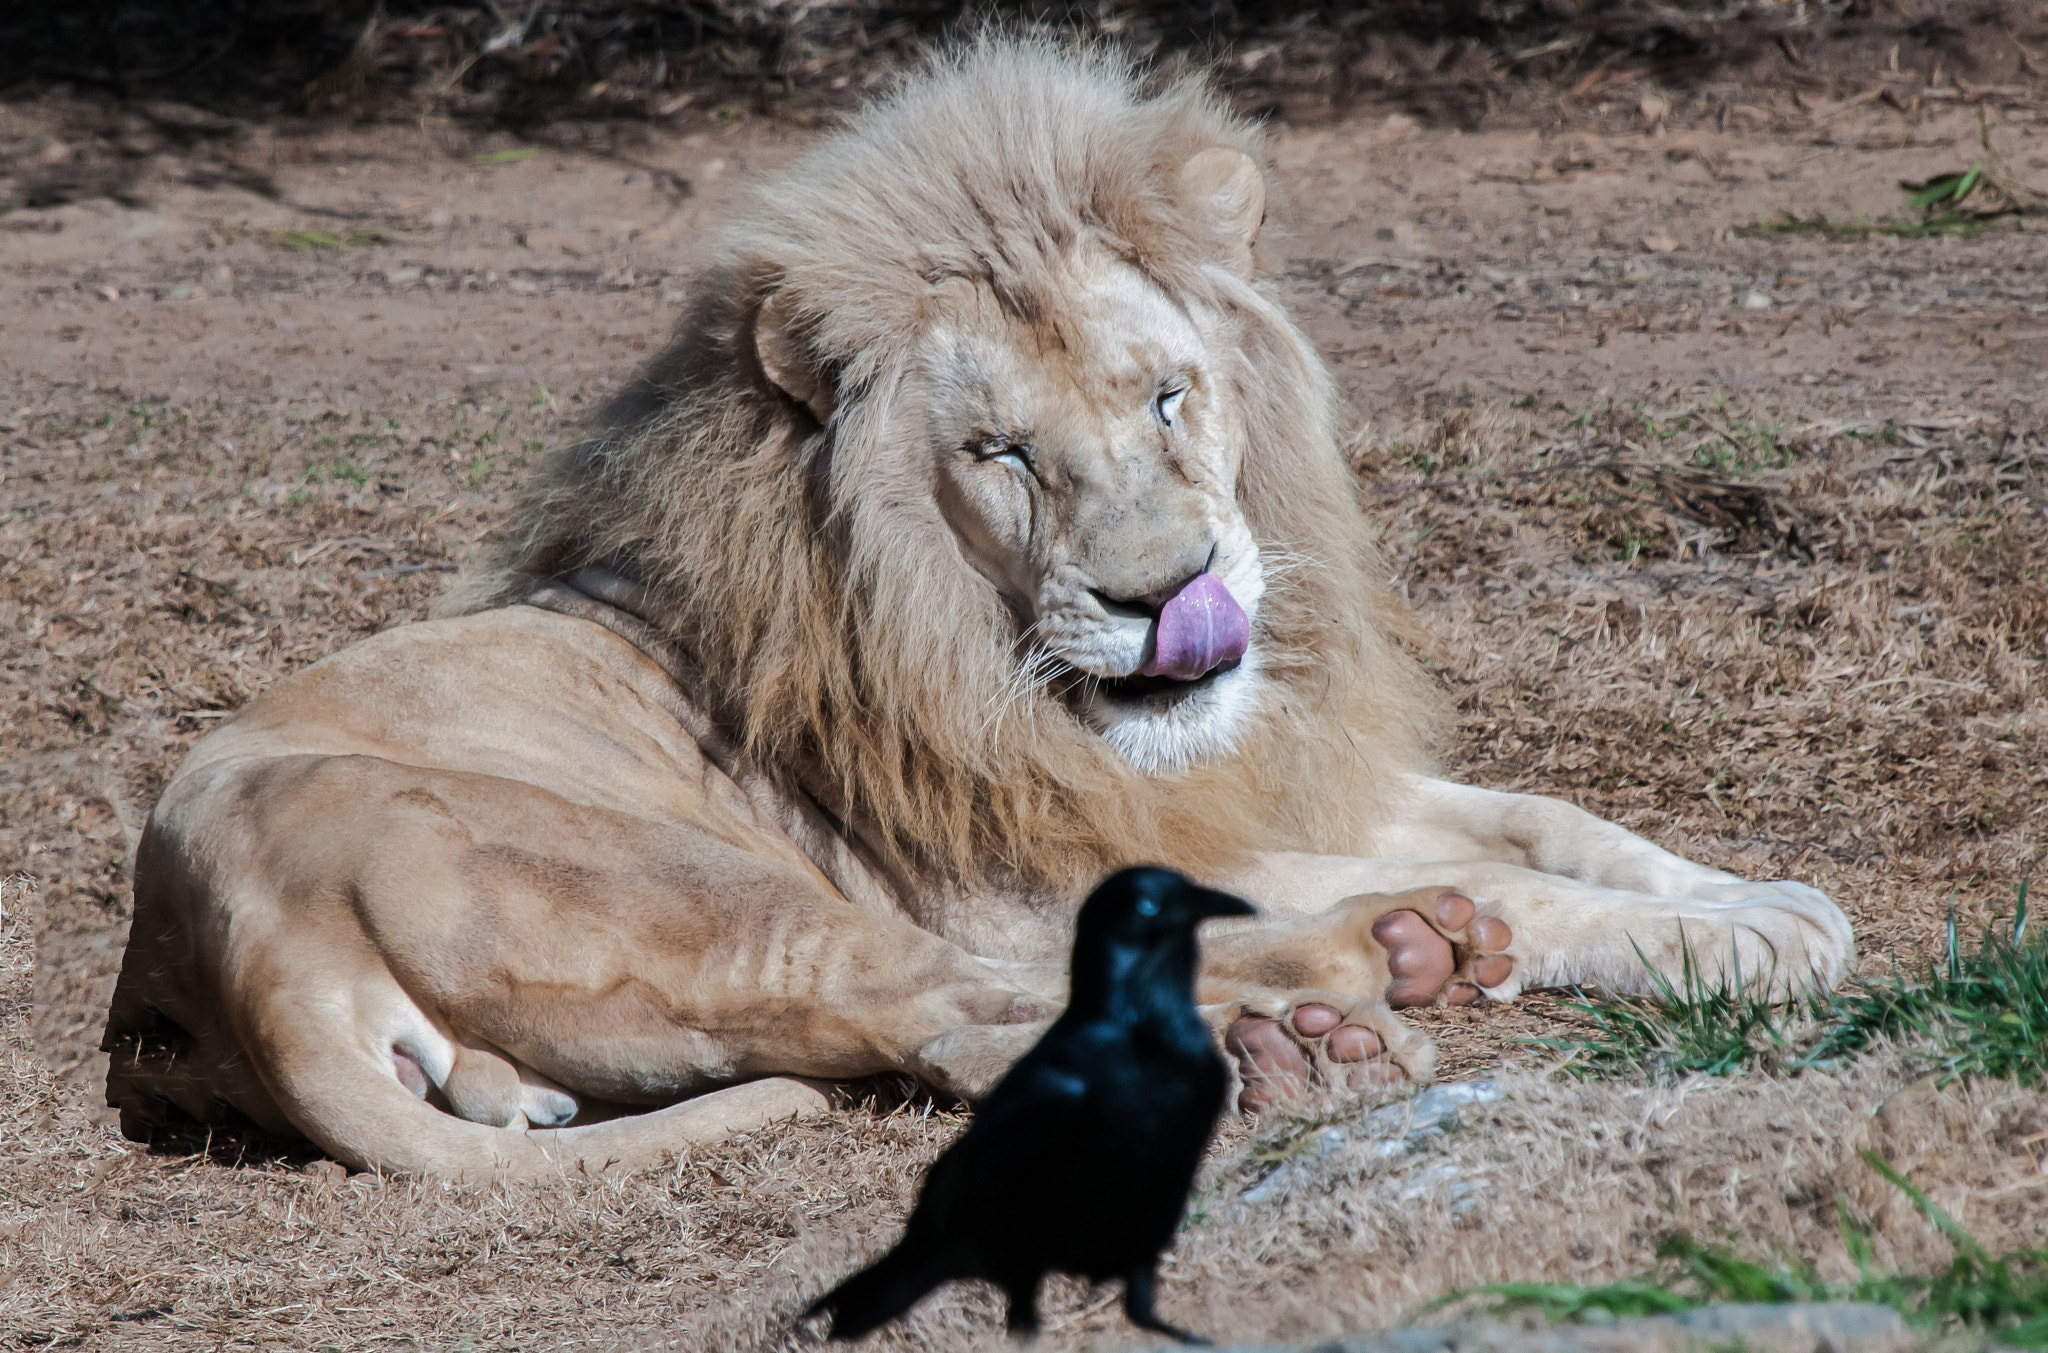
left=3, top=40, right=2047, bottom=1352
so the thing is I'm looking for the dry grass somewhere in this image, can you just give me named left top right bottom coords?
left=4, top=79, right=2048, bottom=1340
left=5, top=377, right=2045, bottom=1350
left=1364, top=397, right=2047, bottom=964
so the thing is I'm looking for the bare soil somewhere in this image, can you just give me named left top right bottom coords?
left=3, top=50, right=2047, bottom=1352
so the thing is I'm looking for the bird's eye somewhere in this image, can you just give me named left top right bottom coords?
left=1136, top=897, right=1160, bottom=917
left=1153, top=385, right=1188, bottom=429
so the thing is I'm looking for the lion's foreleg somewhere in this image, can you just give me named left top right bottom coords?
left=1222, top=855, right=1852, bottom=1000
left=1370, top=774, right=1753, bottom=895
left=1175, top=891, right=1495, bottom=1100
left=1195, top=885, right=1499, bottom=1003
left=1361, top=774, right=1855, bottom=994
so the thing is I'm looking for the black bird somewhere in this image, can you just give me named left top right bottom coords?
left=809, top=866, right=1254, bottom=1344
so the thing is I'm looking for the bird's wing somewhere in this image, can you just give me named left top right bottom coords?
left=966, top=1055, right=1092, bottom=1145
left=910, top=1051, right=1094, bottom=1244
left=929, top=1032, right=1104, bottom=1194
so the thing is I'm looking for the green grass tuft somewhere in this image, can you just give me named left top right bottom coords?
left=1429, top=1158, right=2048, bottom=1346
left=1804, top=880, right=2047, bottom=1087
left=1535, top=877, right=2046, bottom=1088
left=1739, top=211, right=1993, bottom=240
left=1856, top=1152, right=2048, bottom=1343
left=1529, top=931, right=1827, bottom=1080
left=266, top=226, right=391, bottom=252
left=1740, top=138, right=2034, bottom=241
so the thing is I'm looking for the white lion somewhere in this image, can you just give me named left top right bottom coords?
left=102, top=39, right=1852, bottom=1178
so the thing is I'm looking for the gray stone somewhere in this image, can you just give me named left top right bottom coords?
left=1661, top=1300, right=1908, bottom=1341
left=1204, top=1302, right=1925, bottom=1353
left=1241, top=1081, right=1504, bottom=1205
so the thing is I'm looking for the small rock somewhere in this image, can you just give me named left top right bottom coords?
left=1367, top=1079, right=1502, bottom=1140
left=1245, top=1083, right=1502, bottom=1204
left=1209, top=1302, right=1912, bottom=1353
left=1640, top=232, right=1678, bottom=253
left=1662, top=1301, right=1907, bottom=1344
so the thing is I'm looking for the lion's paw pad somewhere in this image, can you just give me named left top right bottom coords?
left=1369, top=892, right=1515, bottom=1007
left=1226, top=1003, right=1406, bottom=1114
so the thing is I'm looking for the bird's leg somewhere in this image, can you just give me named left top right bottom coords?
left=1121, top=1266, right=1206, bottom=1345
left=1003, top=1274, right=1043, bottom=1339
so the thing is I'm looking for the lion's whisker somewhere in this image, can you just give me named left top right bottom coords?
left=1255, top=549, right=1325, bottom=600
left=980, top=630, right=1061, bottom=749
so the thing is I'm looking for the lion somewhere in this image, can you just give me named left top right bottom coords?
left=102, top=39, right=1852, bottom=1179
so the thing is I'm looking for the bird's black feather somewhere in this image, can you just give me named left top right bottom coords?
left=807, top=866, right=1254, bottom=1343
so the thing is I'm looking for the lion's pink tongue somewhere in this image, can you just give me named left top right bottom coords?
left=1140, top=573, right=1249, bottom=681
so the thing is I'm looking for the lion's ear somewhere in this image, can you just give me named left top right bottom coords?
left=1178, top=147, right=1265, bottom=279
left=753, top=290, right=837, bottom=422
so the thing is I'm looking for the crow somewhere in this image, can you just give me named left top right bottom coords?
left=809, top=866, right=1254, bottom=1344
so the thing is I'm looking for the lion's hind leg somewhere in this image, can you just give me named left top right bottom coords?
left=115, top=751, right=840, bottom=1178
left=346, top=993, right=577, bottom=1132
left=248, top=962, right=833, bottom=1179
left=434, top=1041, right=579, bottom=1130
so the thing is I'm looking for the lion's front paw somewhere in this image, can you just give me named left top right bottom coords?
left=1365, top=889, right=1519, bottom=1007
left=1663, top=880, right=1856, bottom=994
left=1222, top=994, right=1435, bottom=1114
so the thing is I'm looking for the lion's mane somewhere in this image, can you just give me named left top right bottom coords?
left=443, top=38, right=1440, bottom=897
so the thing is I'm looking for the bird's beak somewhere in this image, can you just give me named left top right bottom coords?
left=1192, top=887, right=1257, bottom=920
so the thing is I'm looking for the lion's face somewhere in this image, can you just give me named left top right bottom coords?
left=916, top=251, right=1266, bottom=773
left=749, top=145, right=1281, bottom=778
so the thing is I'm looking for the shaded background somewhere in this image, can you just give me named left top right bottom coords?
left=2, top=0, right=2041, bottom=126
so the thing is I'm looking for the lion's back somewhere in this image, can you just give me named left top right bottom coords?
left=161, top=607, right=784, bottom=850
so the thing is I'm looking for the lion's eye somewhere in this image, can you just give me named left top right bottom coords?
left=1154, top=385, right=1188, bottom=429
left=979, top=440, right=1033, bottom=474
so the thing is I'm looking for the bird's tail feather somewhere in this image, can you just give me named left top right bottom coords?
left=808, top=1243, right=949, bottom=1341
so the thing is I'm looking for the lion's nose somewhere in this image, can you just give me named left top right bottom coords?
left=1090, top=549, right=1220, bottom=619
left=1092, top=586, right=1174, bottom=620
